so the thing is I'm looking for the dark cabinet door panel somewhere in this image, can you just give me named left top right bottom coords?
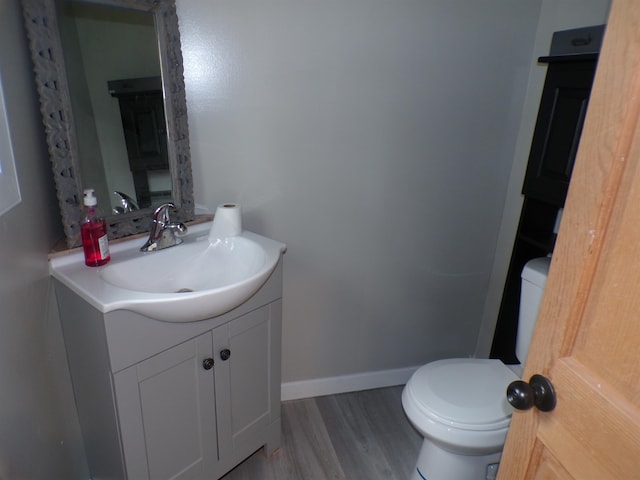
left=522, top=61, right=596, bottom=207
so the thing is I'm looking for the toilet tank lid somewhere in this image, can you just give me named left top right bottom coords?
left=521, top=257, right=551, bottom=287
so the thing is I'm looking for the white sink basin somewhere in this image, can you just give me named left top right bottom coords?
left=50, top=222, right=286, bottom=322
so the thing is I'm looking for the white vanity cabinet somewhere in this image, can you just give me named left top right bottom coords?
left=54, top=260, right=283, bottom=480
left=114, top=331, right=219, bottom=480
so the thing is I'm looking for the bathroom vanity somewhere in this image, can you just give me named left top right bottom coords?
left=51, top=225, right=285, bottom=479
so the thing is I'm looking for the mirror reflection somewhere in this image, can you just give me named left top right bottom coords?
left=56, top=1, right=172, bottom=213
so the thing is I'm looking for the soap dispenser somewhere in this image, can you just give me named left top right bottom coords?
left=81, top=189, right=110, bottom=267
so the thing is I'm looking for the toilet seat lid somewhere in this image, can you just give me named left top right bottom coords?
left=407, top=358, right=518, bottom=430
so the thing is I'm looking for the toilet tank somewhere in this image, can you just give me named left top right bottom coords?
left=516, top=257, right=551, bottom=366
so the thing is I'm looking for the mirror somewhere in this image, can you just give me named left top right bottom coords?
left=21, top=0, right=195, bottom=249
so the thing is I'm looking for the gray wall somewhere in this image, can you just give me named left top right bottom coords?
left=0, top=0, right=87, bottom=478
left=179, top=0, right=543, bottom=387
left=178, top=0, right=611, bottom=392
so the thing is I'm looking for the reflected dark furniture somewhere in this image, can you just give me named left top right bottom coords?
left=109, top=76, right=170, bottom=209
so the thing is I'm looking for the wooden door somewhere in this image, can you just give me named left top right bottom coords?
left=497, top=0, right=640, bottom=478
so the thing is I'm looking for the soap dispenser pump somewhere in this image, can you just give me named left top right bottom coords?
left=81, top=189, right=110, bottom=267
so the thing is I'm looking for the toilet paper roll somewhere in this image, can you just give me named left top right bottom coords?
left=209, top=203, right=242, bottom=241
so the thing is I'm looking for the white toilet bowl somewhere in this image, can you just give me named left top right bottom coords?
left=402, top=358, right=518, bottom=480
left=402, top=257, right=551, bottom=480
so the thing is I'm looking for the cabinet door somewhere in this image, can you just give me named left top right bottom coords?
left=113, top=332, right=218, bottom=480
left=214, top=303, right=282, bottom=464
left=522, top=60, right=596, bottom=206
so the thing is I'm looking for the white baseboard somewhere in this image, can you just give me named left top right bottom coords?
left=281, top=365, right=421, bottom=401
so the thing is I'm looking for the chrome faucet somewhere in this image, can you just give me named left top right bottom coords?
left=140, top=202, right=187, bottom=252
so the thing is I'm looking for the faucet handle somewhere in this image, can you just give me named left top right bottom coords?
left=152, top=202, right=176, bottom=224
left=140, top=202, right=186, bottom=252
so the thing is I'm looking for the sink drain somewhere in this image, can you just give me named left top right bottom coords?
left=175, top=288, right=194, bottom=293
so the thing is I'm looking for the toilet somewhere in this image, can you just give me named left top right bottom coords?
left=402, top=257, right=551, bottom=480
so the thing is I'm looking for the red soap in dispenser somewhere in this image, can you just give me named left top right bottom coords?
left=81, top=189, right=110, bottom=267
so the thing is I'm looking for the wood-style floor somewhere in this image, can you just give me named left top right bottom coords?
left=221, top=386, right=422, bottom=479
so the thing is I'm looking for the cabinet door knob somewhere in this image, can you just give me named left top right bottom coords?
left=220, top=349, right=231, bottom=361
left=202, top=358, right=214, bottom=370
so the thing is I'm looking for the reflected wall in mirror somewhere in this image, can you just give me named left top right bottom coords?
left=58, top=2, right=168, bottom=212
left=21, top=0, right=194, bottom=249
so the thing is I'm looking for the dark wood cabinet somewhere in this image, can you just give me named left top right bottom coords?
left=117, top=92, right=170, bottom=208
left=522, top=58, right=597, bottom=207
left=109, top=77, right=171, bottom=209
left=490, top=56, right=597, bottom=363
